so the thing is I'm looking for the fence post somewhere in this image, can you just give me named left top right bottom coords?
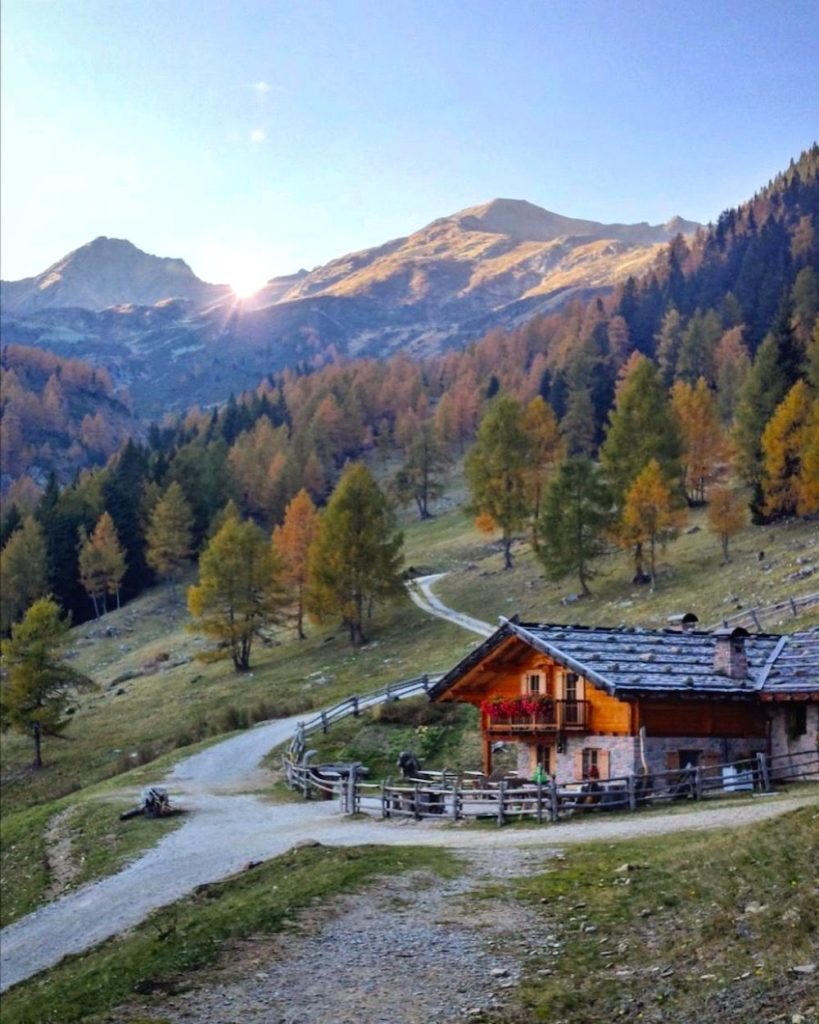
left=756, top=752, right=772, bottom=792
left=693, top=766, right=703, bottom=800
left=451, top=782, right=460, bottom=821
left=789, top=597, right=797, bottom=617
left=414, top=783, right=421, bottom=821
left=627, top=774, right=637, bottom=811
left=536, top=779, right=543, bottom=824
left=497, top=780, right=506, bottom=828
left=321, top=710, right=328, bottom=734
left=352, top=696, right=359, bottom=717
left=751, top=609, right=761, bottom=631
left=346, top=769, right=357, bottom=815
left=549, top=777, right=559, bottom=822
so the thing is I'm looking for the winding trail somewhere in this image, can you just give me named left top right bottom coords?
left=408, top=573, right=494, bottom=637
left=1, top=576, right=815, bottom=992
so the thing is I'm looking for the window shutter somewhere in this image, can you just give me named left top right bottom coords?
left=574, top=749, right=584, bottom=781
left=598, top=750, right=610, bottom=780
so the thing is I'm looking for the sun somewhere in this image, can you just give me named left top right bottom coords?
left=230, top=274, right=268, bottom=299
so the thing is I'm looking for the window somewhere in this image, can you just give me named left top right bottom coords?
left=787, top=705, right=807, bottom=741
left=523, top=672, right=542, bottom=695
left=564, top=672, right=578, bottom=702
left=678, top=750, right=701, bottom=770
left=582, top=747, right=599, bottom=778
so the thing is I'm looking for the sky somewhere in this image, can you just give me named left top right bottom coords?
left=2, top=0, right=818, bottom=291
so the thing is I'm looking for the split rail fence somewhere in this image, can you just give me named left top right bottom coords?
left=282, top=677, right=819, bottom=826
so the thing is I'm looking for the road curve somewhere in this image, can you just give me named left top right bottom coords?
left=409, top=573, right=494, bottom=637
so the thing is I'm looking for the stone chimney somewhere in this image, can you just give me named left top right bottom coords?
left=713, top=627, right=749, bottom=680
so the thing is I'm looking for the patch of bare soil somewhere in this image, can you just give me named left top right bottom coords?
left=43, top=807, right=82, bottom=900
left=113, top=849, right=559, bottom=1024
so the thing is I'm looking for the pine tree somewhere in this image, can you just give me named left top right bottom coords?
left=707, top=485, right=748, bottom=561
left=620, top=460, right=686, bottom=589
left=146, top=482, right=194, bottom=602
left=600, top=356, right=683, bottom=505
left=188, top=515, right=287, bottom=671
left=537, top=459, right=612, bottom=596
left=0, top=597, right=92, bottom=767
left=306, top=464, right=404, bottom=646
left=0, top=516, right=48, bottom=634
left=600, top=356, right=683, bottom=580
left=466, top=396, right=532, bottom=569
left=273, top=489, right=319, bottom=639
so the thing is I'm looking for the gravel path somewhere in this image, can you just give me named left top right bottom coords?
left=409, top=574, right=494, bottom=637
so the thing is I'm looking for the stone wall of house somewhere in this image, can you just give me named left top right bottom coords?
left=769, top=704, right=819, bottom=777
left=554, top=734, right=640, bottom=784
left=640, top=735, right=762, bottom=776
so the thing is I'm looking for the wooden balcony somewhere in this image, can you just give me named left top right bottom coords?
left=485, top=699, right=590, bottom=733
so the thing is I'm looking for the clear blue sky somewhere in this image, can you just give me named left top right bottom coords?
left=2, top=0, right=817, bottom=289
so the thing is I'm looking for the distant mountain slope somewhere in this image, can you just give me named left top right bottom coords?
left=0, top=237, right=229, bottom=314
left=0, top=201, right=700, bottom=416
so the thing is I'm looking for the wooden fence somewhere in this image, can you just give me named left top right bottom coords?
left=286, top=751, right=819, bottom=820
left=710, top=591, right=819, bottom=632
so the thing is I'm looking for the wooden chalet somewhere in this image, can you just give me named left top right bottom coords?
left=429, top=618, right=819, bottom=783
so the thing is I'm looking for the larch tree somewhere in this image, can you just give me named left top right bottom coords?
left=0, top=515, right=48, bottom=634
left=146, top=481, right=194, bottom=602
left=796, top=396, right=819, bottom=515
left=620, top=460, right=686, bottom=590
left=671, top=378, right=727, bottom=504
left=273, top=489, right=319, bottom=640
left=78, top=512, right=126, bottom=617
left=707, top=485, right=748, bottom=561
left=522, top=396, right=564, bottom=544
left=0, top=597, right=93, bottom=768
left=537, top=458, right=612, bottom=597
left=188, top=513, right=287, bottom=671
left=393, top=420, right=451, bottom=520
left=306, top=463, right=404, bottom=647
left=466, top=396, right=532, bottom=570
left=760, top=380, right=814, bottom=518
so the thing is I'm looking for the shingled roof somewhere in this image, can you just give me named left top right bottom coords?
left=429, top=620, right=819, bottom=701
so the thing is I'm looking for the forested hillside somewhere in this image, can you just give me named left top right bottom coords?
left=0, top=345, right=139, bottom=491
left=1, top=146, right=816, bottom=634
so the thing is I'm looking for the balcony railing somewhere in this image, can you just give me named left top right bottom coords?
left=485, top=699, right=590, bottom=732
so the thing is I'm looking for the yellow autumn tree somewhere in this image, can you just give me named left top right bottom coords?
left=671, top=377, right=728, bottom=504
left=620, top=460, right=686, bottom=590
left=760, top=380, right=813, bottom=518
left=273, top=489, right=319, bottom=639
left=78, top=512, right=127, bottom=617
left=706, top=485, right=748, bottom=561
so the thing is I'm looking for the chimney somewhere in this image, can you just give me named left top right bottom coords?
left=713, top=627, right=749, bottom=680
left=681, top=612, right=699, bottom=633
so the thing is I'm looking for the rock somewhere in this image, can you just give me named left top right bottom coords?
left=490, top=967, right=509, bottom=978
left=639, top=908, right=652, bottom=918
left=743, top=901, right=768, bottom=915
left=293, top=839, right=322, bottom=849
left=685, top=525, right=701, bottom=534
left=561, top=593, right=580, bottom=605
left=790, top=964, right=816, bottom=975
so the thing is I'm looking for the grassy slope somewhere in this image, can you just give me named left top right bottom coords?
left=0, top=844, right=459, bottom=1024
left=492, top=806, right=819, bottom=1024
left=405, top=495, right=819, bottom=632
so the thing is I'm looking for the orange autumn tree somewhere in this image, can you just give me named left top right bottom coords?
left=760, top=380, right=814, bottom=518
left=273, top=489, right=319, bottom=639
left=521, top=395, right=564, bottom=544
left=797, top=397, right=819, bottom=515
left=671, top=377, right=727, bottom=505
left=706, top=485, right=748, bottom=561
left=620, top=460, right=685, bottom=590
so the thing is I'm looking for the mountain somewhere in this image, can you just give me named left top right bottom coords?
left=1, top=202, right=700, bottom=416
left=0, top=237, right=229, bottom=314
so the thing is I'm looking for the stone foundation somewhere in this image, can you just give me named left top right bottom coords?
left=769, top=704, right=819, bottom=777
